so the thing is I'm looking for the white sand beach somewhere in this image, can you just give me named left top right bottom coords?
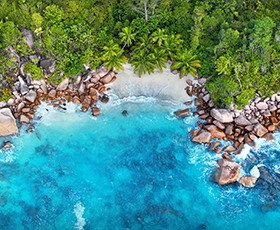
left=108, top=62, right=196, bottom=104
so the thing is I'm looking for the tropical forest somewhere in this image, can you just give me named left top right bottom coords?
left=1, top=0, right=280, bottom=108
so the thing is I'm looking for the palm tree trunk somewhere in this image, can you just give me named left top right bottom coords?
left=144, top=2, right=148, bottom=24
left=122, top=43, right=127, bottom=50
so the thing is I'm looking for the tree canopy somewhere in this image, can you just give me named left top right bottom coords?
left=1, top=0, right=280, bottom=107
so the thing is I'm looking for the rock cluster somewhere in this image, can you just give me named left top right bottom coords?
left=176, top=78, right=278, bottom=158
left=0, top=62, right=117, bottom=135
left=175, top=78, right=280, bottom=185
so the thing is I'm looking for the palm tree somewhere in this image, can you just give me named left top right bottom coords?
left=119, top=27, right=136, bottom=50
left=129, top=49, right=155, bottom=77
left=171, top=49, right=201, bottom=78
left=151, top=48, right=168, bottom=72
left=163, top=34, right=183, bottom=60
left=151, top=28, right=168, bottom=46
left=102, top=40, right=127, bottom=71
left=134, top=34, right=154, bottom=54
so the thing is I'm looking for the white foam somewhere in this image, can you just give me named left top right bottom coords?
left=235, top=144, right=251, bottom=161
left=74, top=202, right=86, bottom=230
left=250, top=166, right=260, bottom=178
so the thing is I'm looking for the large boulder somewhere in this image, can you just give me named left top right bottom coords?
left=234, top=116, right=251, bottom=126
left=40, top=79, right=48, bottom=94
left=39, top=59, right=55, bottom=74
left=0, top=108, right=19, bottom=136
left=253, top=124, right=268, bottom=137
left=191, top=129, right=211, bottom=143
left=215, top=159, right=240, bottom=185
left=100, top=71, right=116, bottom=84
left=256, top=102, right=268, bottom=110
left=208, top=142, right=221, bottom=151
left=204, top=125, right=226, bottom=139
left=210, top=109, right=233, bottom=123
left=223, top=144, right=236, bottom=153
left=22, top=28, right=35, bottom=49
left=56, top=78, right=69, bottom=91
left=97, top=65, right=108, bottom=78
left=25, top=90, right=37, bottom=103
left=81, top=95, right=92, bottom=112
left=18, top=76, right=29, bottom=95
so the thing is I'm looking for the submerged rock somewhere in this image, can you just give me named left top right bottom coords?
left=215, top=158, right=240, bottom=185
left=122, top=110, right=128, bottom=116
left=0, top=108, right=19, bottom=136
left=261, top=200, right=278, bottom=212
left=1, top=141, right=13, bottom=149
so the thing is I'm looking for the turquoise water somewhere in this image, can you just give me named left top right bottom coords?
left=1, top=97, right=280, bottom=230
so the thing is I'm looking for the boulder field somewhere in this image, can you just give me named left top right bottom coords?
left=0, top=64, right=117, bottom=136
left=174, top=77, right=280, bottom=185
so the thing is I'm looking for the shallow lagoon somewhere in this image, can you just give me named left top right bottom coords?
left=1, top=97, right=280, bottom=230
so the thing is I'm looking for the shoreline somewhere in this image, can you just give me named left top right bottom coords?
left=0, top=64, right=278, bottom=187
left=0, top=63, right=196, bottom=139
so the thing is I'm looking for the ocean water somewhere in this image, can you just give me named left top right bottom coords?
left=1, top=96, right=280, bottom=230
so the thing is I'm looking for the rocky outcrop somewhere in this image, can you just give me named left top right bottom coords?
left=215, top=159, right=241, bottom=185
left=0, top=108, right=19, bottom=136
left=210, top=109, right=233, bottom=123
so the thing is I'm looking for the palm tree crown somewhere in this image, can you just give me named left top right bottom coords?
left=119, top=26, right=136, bottom=50
left=171, top=50, right=201, bottom=78
left=151, top=28, right=168, bottom=46
left=163, top=34, right=183, bottom=60
left=129, top=49, right=155, bottom=77
left=102, top=40, right=127, bottom=71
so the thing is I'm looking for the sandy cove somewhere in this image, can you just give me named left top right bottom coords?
left=1, top=62, right=277, bottom=187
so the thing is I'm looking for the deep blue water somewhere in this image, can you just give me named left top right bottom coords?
left=1, top=97, right=280, bottom=230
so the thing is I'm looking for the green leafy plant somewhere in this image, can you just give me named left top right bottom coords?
left=23, top=61, right=43, bottom=79
left=0, top=88, right=13, bottom=102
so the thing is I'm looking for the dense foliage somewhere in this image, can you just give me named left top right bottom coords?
left=0, top=0, right=280, bottom=107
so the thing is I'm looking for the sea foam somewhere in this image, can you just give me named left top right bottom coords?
left=74, top=202, right=86, bottom=230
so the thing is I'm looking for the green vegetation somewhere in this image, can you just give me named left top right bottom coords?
left=0, top=0, right=280, bottom=107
